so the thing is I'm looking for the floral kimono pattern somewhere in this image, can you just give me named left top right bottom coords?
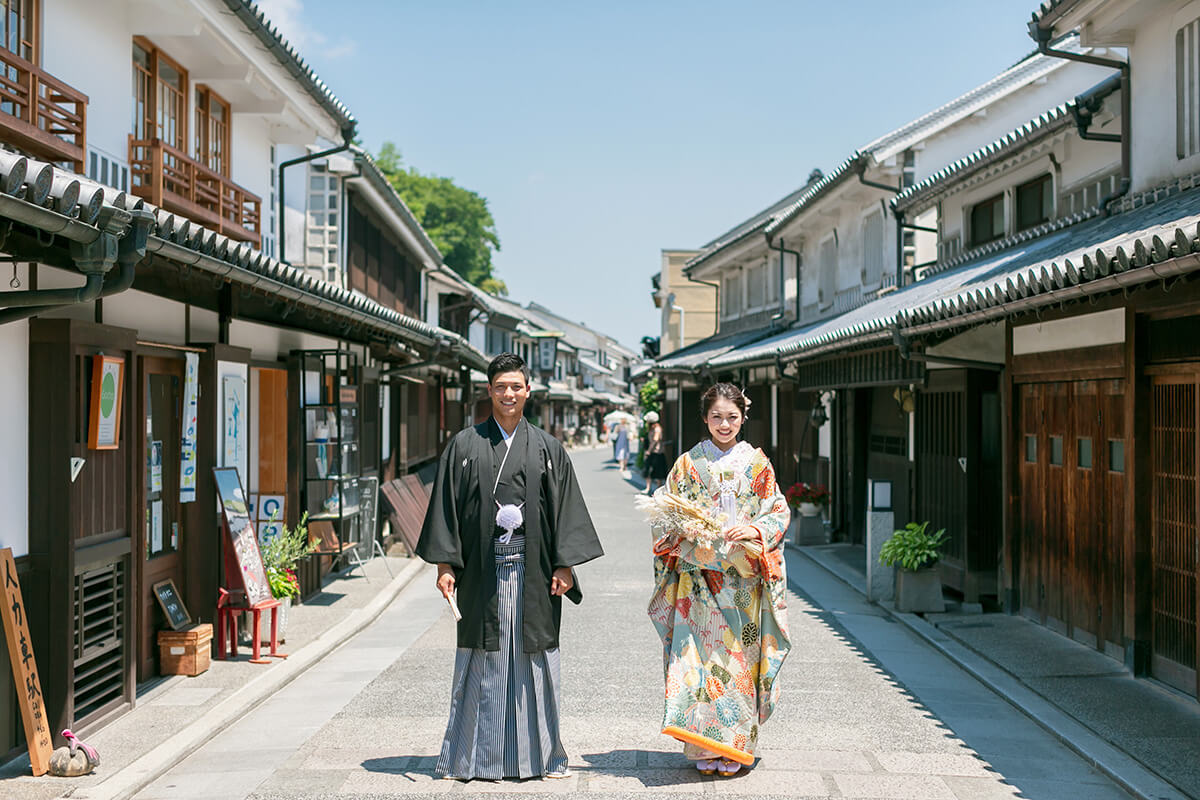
left=647, top=440, right=791, bottom=765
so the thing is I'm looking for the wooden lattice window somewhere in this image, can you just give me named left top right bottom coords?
left=0, top=0, right=36, bottom=62
left=131, top=38, right=187, bottom=151
left=194, top=86, right=229, bottom=176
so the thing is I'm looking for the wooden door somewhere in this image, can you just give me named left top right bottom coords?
left=137, top=356, right=186, bottom=681
left=1149, top=374, right=1200, bottom=695
left=916, top=387, right=967, bottom=591
left=1018, top=382, right=1044, bottom=622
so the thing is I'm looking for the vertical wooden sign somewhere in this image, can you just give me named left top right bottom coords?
left=0, top=548, right=52, bottom=776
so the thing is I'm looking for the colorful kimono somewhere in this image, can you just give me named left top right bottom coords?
left=647, top=440, right=791, bottom=766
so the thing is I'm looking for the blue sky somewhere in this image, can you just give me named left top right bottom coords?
left=259, top=0, right=1045, bottom=351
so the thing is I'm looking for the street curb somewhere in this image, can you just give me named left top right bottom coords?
left=791, top=544, right=1184, bottom=800
left=72, top=557, right=431, bottom=800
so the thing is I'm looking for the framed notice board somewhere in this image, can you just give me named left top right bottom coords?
left=213, top=467, right=272, bottom=606
left=152, top=578, right=191, bottom=630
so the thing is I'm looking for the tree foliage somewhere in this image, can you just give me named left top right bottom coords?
left=375, top=142, right=501, bottom=287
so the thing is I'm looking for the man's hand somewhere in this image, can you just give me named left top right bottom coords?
left=436, top=564, right=456, bottom=600
left=550, top=567, right=573, bottom=596
left=725, top=525, right=759, bottom=543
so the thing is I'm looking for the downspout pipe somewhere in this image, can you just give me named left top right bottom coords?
left=278, top=124, right=357, bottom=263
left=855, top=165, right=915, bottom=291
left=1031, top=28, right=1130, bottom=213
left=0, top=208, right=155, bottom=324
left=685, top=272, right=720, bottom=329
left=767, top=236, right=802, bottom=324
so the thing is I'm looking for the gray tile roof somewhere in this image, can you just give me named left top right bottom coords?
left=892, top=103, right=1077, bottom=215
left=654, top=327, right=779, bottom=373
left=0, top=153, right=487, bottom=370
left=221, top=0, right=356, bottom=132
left=1030, top=0, right=1084, bottom=33
left=709, top=182, right=1200, bottom=369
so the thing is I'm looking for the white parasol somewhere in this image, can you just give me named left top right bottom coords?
left=603, top=410, right=637, bottom=426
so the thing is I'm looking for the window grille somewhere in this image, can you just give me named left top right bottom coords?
left=1178, top=17, right=1200, bottom=159
left=861, top=210, right=884, bottom=285
left=818, top=237, right=837, bottom=308
left=306, top=164, right=340, bottom=283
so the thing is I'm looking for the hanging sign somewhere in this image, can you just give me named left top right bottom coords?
left=0, top=548, right=52, bottom=776
left=537, top=338, right=557, bottom=373
left=180, top=352, right=199, bottom=503
left=222, top=375, right=245, bottom=470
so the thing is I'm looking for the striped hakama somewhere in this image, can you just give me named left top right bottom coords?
left=435, top=535, right=569, bottom=780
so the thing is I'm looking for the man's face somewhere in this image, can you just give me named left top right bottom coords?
left=489, top=370, right=530, bottom=419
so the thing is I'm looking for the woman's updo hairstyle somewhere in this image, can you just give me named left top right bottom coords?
left=700, top=382, right=748, bottom=419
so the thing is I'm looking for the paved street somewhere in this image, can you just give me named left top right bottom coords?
left=132, top=447, right=1133, bottom=799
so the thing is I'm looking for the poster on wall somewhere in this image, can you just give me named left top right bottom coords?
left=149, top=440, right=163, bottom=493
left=258, top=494, right=284, bottom=523
left=150, top=499, right=163, bottom=555
left=222, top=375, right=246, bottom=470
left=87, top=354, right=124, bottom=449
left=180, top=352, right=199, bottom=503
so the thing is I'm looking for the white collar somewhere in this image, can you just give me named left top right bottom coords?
left=495, top=417, right=520, bottom=448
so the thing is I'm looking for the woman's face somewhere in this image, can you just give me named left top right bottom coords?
left=704, top=396, right=743, bottom=448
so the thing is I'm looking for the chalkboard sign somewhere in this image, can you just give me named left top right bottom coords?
left=152, top=578, right=191, bottom=630
left=213, top=467, right=273, bottom=606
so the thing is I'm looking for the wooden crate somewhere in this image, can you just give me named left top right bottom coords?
left=157, top=623, right=213, bottom=677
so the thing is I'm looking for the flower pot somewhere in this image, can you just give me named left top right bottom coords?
left=894, top=567, right=945, bottom=614
left=797, top=502, right=822, bottom=518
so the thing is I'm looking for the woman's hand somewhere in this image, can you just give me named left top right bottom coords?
left=724, top=525, right=759, bottom=543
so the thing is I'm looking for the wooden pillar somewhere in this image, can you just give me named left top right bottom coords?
left=1124, top=307, right=1151, bottom=674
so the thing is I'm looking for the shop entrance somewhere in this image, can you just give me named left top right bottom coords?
left=137, top=355, right=186, bottom=680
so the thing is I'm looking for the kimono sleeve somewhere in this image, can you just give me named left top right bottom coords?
left=748, top=451, right=790, bottom=553
left=549, top=445, right=604, bottom=570
left=415, top=437, right=464, bottom=568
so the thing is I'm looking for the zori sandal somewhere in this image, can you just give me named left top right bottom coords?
left=716, top=758, right=742, bottom=777
left=696, top=758, right=718, bottom=775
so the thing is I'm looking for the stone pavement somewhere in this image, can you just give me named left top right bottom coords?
left=0, top=552, right=422, bottom=800
left=113, top=447, right=1135, bottom=800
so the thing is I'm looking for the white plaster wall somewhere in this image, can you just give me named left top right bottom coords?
left=230, top=114, right=273, bottom=203
left=907, top=58, right=1118, bottom=185
left=44, top=0, right=136, bottom=165
left=1012, top=308, right=1125, bottom=354
left=1132, top=4, right=1200, bottom=191
left=228, top=318, right=337, bottom=362
left=0, top=321, right=28, bottom=557
left=926, top=323, right=1007, bottom=366
left=103, top=289, right=188, bottom=343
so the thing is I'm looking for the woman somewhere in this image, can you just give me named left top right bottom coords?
left=643, top=411, right=668, bottom=496
left=647, top=384, right=790, bottom=777
left=614, top=421, right=631, bottom=479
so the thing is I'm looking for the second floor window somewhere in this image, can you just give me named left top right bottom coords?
left=194, top=87, right=230, bottom=176
left=132, top=39, right=187, bottom=152
left=307, top=164, right=340, bottom=279
left=0, top=0, right=35, bottom=62
left=1178, top=16, right=1200, bottom=159
left=818, top=236, right=837, bottom=308
left=722, top=271, right=741, bottom=318
left=969, top=193, right=1005, bottom=247
left=861, top=210, right=884, bottom=286
left=746, top=263, right=766, bottom=309
left=1015, top=174, right=1052, bottom=231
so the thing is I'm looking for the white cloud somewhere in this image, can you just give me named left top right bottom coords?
left=254, top=0, right=358, bottom=60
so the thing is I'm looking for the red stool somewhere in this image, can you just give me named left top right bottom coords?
left=216, top=588, right=287, bottom=664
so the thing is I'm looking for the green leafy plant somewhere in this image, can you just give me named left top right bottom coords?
left=636, top=377, right=661, bottom=470
left=879, top=521, right=947, bottom=572
left=259, top=512, right=315, bottom=600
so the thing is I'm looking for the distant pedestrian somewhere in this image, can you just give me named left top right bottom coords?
left=614, top=421, right=631, bottom=479
left=646, top=383, right=790, bottom=777
left=417, top=352, right=605, bottom=781
left=643, top=411, right=667, bottom=495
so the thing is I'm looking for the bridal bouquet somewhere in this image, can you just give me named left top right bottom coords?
left=635, top=490, right=762, bottom=557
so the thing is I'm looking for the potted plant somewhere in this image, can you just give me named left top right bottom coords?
left=785, top=482, right=831, bottom=518
left=879, top=521, right=947, bottom=613
left=256, top=512, right=315, bottom=642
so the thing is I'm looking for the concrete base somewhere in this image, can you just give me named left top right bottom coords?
left=895, top=568, right=945, bottom=613
left=791, top=513, right=827, bottom=545
left=865, top=510, right=895, bottom=603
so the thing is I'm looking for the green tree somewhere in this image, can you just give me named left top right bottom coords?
left=375, top=142, right=501, bottom=287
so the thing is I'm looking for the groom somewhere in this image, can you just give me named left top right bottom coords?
left=417, top=352, right=604, bottom=780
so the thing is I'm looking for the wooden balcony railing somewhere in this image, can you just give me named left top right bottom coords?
left=129, top=138, right=261, bottom=246
left=0, top=48, right=87, bottom=170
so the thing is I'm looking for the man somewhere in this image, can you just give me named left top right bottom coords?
left=417, top=352, right=604, bottom=781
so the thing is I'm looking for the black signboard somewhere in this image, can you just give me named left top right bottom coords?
left=152, top=578, right=191, bottom=630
